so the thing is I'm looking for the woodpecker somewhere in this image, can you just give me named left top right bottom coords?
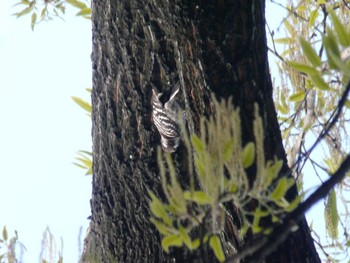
left=151, top=85, right=181, bottom=152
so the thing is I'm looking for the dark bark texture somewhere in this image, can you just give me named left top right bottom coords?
left=83, top=0, right=321, bottom=262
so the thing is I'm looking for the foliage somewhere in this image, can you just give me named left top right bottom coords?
left=0, top=226, right=65, bottom=263
left=149, top=97, right=300, bottom=261
left=269, top=0, right=350, bottom=260
left=72, top=88, right=93, bottom=176
left=13, top=0, right=91, bottom=30
left=0, top=226, right=19, bottom=263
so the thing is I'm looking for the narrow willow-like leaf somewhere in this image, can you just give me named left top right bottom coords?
left=13, top=6, right=33, bottom=17
left=308, top=9, right=318, bottom=29
left=71, top=96, right=92, bottom=113
left=183, top=191, right=212, bottom=205
left=76, top=7, right=91, bottom=16
left=327, top=50, right=350, bottom=77
left=150, top=218, right=173, bottom=236
left=31, top=12, right=37, bottom=31
left=179, top=225, right=192, bottom=249
left=191, top=134, right=204, bottom=153
left=65, top=0, right=87, bottom=9
left=2, top=226, right=7, bottom=241
left=309, top=73, right=329, bottom=90
left=300, top=37, right=322, bottom=67
left=274, top=38, right=292, bottom=44
left=325, top=189, right=338, bottom=239
left=289, top=91, right=306, bottom=102
left=162, top=235, right=183, bottom=252
left=323, top=31, right=341, bottom=69
left=270, top=177, right=294, bottom=201
left=148, top=191, right=172, bottom=226
left=288, top=61, right=318, bottom=75
left=329, top=9, right=350, bottom=47
left=209, top=235, right=225, bottom=262
left=242, top=142, right=255, bottom=168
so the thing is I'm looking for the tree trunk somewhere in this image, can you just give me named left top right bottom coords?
left=83, top=0, right=321, bottom=262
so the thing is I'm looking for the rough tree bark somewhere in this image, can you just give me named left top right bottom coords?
left=83, top=0, right=321, bottom=262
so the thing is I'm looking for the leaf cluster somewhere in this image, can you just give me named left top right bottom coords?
left=149, top=97, right=300, bottom=261
left=13, top=0, right=91, bottom=30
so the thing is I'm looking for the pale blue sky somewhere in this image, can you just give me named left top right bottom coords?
left=0, top=1, right=92, bottom=262
left=0, top=1, right=333, bottom=262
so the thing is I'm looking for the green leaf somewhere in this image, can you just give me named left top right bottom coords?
left=325, top=189, right=338, bottom=239
left=329, top=9, right=350, bottom=47
left=2, top=226, right=7, bottom=241
left=274, top=38, right=292, bottom=44
left=300, top=37, right=322, bottom=67
left=65, top=0, right=87, bottom=9
left=308, top=9, right=319, bottom=29
left=179, top=225, right=192, bottom=249
left=345, top=240, right=350, bottom=247
left=30, top=12, right=37, bottom=31
left=223, top=139, right=234, bottom=161
left=308, top=73, right=329, bottom=90
left=242, top=142, right=255, bottom=168
left=288, top=61, right=318, bottom=75
left=191, top=134, right=204, bottom=153
left=41, top=7, right=47, bottom=20
left=76, top=7, right=91, bottom=16
left=289, top=91, right=306, bottom=102
left=265, top=159, right=283, bottom=183
left=327, top=50, right=350, bottom=77
left=71, top=96, right=92, bottom=113
left=189, top=239, right=200, bottom=250
left=162, top=235, right=183, bottom=252
left=13, top=6, right=33, bottom=18
left=183, top=191, right=212, bottom=205
left=323, top=30, right=341, bottom=69
left=270, top=177, right=294, bottom=201
left=148, top=191, right=172, bottom=226
left=209, top=235, right=225, bottom=262
left=150, top=218, right=173, bottom=236
left=285, top=195, right=302, bottom=212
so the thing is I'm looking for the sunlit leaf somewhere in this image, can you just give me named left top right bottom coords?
left=148, top=191, right=172, bottom=226
left=179, top=225, right=192, bottom=249
left=285, top=195, right=302, bottom=212
left=2, top=226, right=7, bottom=241
left=150, top=218, right=173, bottom=236
left=289, top=91, right=306, bottom=102
left=161, top=235, right=183, bottom=252
left=209, top=235, right=225, bottom=262
left=308, top=73, right=329, bottom=90
left=325, top=189, right=338, bottom=239
left=308, top=9, right=318, bottom=29
left=30, top=12, right=37, bottom=31
left=13, top=6, right=33, bottom=18
left=76, top=7, right=91, bottom=16
left=300, top=37, right=322, bottom=67
left=323, top=30, right=341, bottom=69
left=183, top=191, right=212, bottom=205
left=191, top=134, right=204, bottom=153
left=242, top=142, right=255, bottom=168
left=329, top=9, right=350, bottom=47
left=65, top=0, right=87, bottom=9
left=270, top=177, right=294, bottom=201
left=71, top=96, right=92, bottom=113
left=327, top=50, right=350, bottom=77
left=274, top=38, right=292, bottom=44
left=288, top=61, right=318, bottom=75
